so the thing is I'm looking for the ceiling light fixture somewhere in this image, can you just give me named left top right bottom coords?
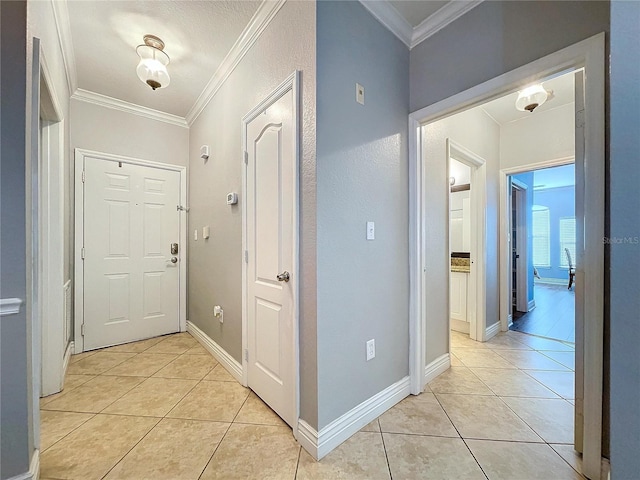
left=136, top=34, right=170, bottom=90
left=515, top=84, right=549, bottom=113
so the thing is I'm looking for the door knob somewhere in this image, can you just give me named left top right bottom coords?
left=170, top=257, right=178, bottom=264
left=276, top=271, right=290, bottom=282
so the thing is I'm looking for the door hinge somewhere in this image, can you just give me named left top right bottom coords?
left=81, top=247, right=85, bottom=260
left=244, top=349, right=248, bottom=362
left=81, top=324, right=85, bottom=336
left=244, top=250, right=248, bottom=263
left=575, top=109, right=585, bottom=129
left=82, top=171, right=85, bottom=183
left=244, top=151, right=248, bottom=165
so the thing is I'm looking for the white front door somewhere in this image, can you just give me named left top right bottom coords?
left=246, top=88, right=295, bottom=427
left=83, top=156, right=181, bottom=350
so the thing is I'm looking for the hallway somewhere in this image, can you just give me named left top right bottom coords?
left=40, top=331, right=581, bottom=479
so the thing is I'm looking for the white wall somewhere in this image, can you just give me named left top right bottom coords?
left=500, top=103, right=575, bottom=170
left=70, top=100, right=188, bottom=167
left=187, top=1, right=317, bottom=427
left=423, top=106, right=500, bottom=363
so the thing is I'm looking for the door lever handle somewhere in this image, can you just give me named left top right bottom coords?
left=276, top=271, right=290, bottom=282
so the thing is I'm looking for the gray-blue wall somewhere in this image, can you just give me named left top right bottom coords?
left=610, top=1, right=640, bottom=477
left=316, top=0, right=409, bottom=428
left=410, top=1, right=610, bottom=112
left=0, top=1, right=31, bottom=478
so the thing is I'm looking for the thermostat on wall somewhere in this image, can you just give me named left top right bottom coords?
left=200, top=145, right=210, bottom=160
left=226, top=192, right=238, bottom=205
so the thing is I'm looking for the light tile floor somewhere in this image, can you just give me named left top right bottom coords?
left=40, top=330, right=582, bottom=479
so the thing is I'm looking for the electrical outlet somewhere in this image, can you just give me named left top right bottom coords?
left=366, top=339, right=375, bottom=361
left=366, top=221, right=375, bottom=240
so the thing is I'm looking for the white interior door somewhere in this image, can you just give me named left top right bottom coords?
left=246, top=89, right=295, bottom=428
left=83, top=157, right=181, bottom=350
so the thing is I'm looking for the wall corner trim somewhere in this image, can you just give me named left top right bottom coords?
left=0, top=298, right=24, bottom=316
left=485, top=321, right=501, bottom=341
left=424, top=353, right=450, bottom=385
left=186, top=321, right=243, bottom=383
left=7, top=449, right=40, bottom=480
left=50, top=0, right=77, bottom=95
left=71, top=89, right=188, bottom=128
left=298, top=376, right=411, bottom=460
left=410, top=1, right=484, bottom=48
left=185, top=0, right=287, bottom=125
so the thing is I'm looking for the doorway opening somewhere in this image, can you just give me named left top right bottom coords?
left=409, top=35, right=605, bottom=479
left=509, top=164, right=577, bottom=343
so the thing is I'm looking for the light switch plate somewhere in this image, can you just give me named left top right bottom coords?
left=356, top=83, right=365, bottom=105
left=203, top=226, right=210, bottom=239
left=366, top=339, right=375, bottom=361
left=366, top=221, right=375, bottom=240
left=194, top=229, right=198, bottom=241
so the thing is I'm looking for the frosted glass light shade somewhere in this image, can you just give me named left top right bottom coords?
left=515, top=84, right=548, bottom=112
left=136, top=45, right=170, bottom=90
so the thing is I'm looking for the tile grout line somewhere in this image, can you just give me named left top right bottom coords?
left=378, top=427, right=394, bottom=480
left=39, top=412, right=97, bottom=456
left=293, top=442, right=303, bottom=480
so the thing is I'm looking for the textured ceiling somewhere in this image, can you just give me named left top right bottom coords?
left=68, top=0, right=261, bottom=117
left=481, top=71, right=575, bottom=126
left=388, top=0, right=449, bottom=27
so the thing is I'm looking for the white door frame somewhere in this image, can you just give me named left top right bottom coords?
left=241, top=71, right=300, bottom=433
left=409, top=33, right=604, bottom=480
left=500, top=157, right=575, bottom=330
left=447, top=140, right=487, bottom=343
left=74, top=149, right=188, bottom=353
left=35, top=42, right=66, bottom=399
left=510, top=178, right=529, bottom=314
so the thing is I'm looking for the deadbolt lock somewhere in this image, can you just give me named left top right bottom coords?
left=171, top=243, right=179, bottom=255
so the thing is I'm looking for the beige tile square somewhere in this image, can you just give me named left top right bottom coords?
left=455, top=349, right=517, bottom=369
left=66, top=352, right=136, bottom=375
left=40, top=375, right=96, bottom=407
left=104, top=418, right=229, bottom=480
left=514, top=335, right=575, bottom=352
left=69, top=351, right=98, bottom=364
left=184, top=343, right=210, bottom=355
left=379, top=393, right=457, bottom=437
left=144, top=334, right=197, bottom=354
left=428, top=367, right=493, bottom=395
left=203, top=364, right=237, bottom=382
left=103, top=353, right=178, bottom=377
left=168, top=380, right=249, bottom=422
left=494, top=349, right=570, bottom=371
left=466, top=439, right=581, bottom=479
left=485, top=333, right=532, bottom=350
left=542, top=351, right=576, bottom=370
left=40, top=414, right=159, bottom=480
left=153, top=354, right=218, bottom=380
left=200, top=424, right=299, bottom=480
left=360, top=418, right=381, bottom=433
left=525, top=370, right=575, bottom=399
left=297, top=431, right=389, bottom=480
left=502, top=397, right=574, bottom=444
left=551, top=444, right=584, bottom=476
left=384, top=433, right=485, bottom=479
left=40, top=411, right=94, bottom=452
left=436, top=394, right=542, bottom=442
left=103, top=377, right=197, bottom=417
left=102, top=336, right=165, bottom=353
left=451, top=331, right=490, bottom=349
left=42, top=376, right=144, bottom=413
left=470, top=368, right=560, bottom=398
left=450, top=353, right=464, bottom=366
left=234, top=392, right=285, bottom=426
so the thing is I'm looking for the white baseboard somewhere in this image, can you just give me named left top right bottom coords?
left=8, top=449, right=39, bottom=480
left=186, top=321, right=243, bottom=383
left=527, top=299, right=536, bottom=312
left=424, top=353, right=450, bottom=385
left=62, top=341, right=73, bottom=387
left=507, top=313, right=513, bottom=328
left=485, top=321, right=500, bottom=340
left=297, top=376, right=410, bottom=460
left=450, top=318, right=470, bottom=334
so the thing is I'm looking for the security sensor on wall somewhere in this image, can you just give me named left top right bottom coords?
left=200, top=145, right=210, bottom=161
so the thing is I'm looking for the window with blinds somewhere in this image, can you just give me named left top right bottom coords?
left=532, top=206, right=550, bottom=267
left=560, top=217, right=577, bottom=268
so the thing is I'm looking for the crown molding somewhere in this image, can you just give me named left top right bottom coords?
left=358, top=1, right=413, bottom=47
left=185, top=0, right=287, bottom=125
left=71, top=89, right=188, bottom=128
left=50, top=0, right=77, bottom=95
left=411, top=0, right=484, bottom=48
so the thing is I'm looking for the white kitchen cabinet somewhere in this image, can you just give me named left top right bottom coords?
left=450, top=271, right=469, bottom=333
